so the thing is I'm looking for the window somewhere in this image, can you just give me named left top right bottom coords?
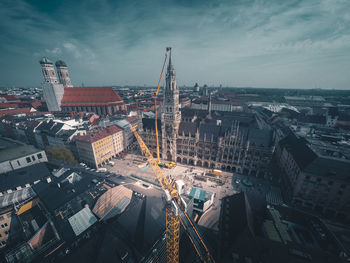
left=4, top=231, right=8, bottom=235
left=1, top=224, right=4, bottom=228
left=4, top=223, right=7, bottom=227
left=37, top=153, right=43, bottom=159
left=17, top=160, right=20, bottom=166
left=32, top=155, right=36, bottom=161
left=26, top=157, right=31, bottom=163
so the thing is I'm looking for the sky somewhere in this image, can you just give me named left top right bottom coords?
left=1, top=0, right=350, bottom=89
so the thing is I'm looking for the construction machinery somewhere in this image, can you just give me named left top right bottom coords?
left=132, top=128, right=215, bottom=263
left=154, top=47, right=171, bottom=164
left=130, top=47, right=215, bottom=263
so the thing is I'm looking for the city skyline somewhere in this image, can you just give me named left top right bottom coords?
left=1, top=0, right=350, bottom=89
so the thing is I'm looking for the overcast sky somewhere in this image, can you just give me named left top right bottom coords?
left=1, top=0, right=350, bottom=89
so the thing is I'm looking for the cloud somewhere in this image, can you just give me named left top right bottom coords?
left=63, top=42, right=82, bottom=58
left=45, top=47, right=62, bottom=55
left=0, top=0, right=349, bottom=88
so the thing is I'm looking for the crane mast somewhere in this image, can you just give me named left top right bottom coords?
left=132, top=127, right=215, bottom=263
left=131, top=47, right=215, bottom=263
left=154, top=47, right=171, bottom=164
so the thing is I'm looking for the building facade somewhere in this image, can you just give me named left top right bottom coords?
left=76, top=126, right=124, bottom=168
left=276, top=133, right=350, bottom=222
left=114, top=116, right=139, bottom=149
left=140, top=52, right=273, bottom=177
left=0, top=211, right=12, bottom=249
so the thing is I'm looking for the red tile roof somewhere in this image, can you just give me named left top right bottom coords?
left=0, top=103, right=19, bottom=109
left=89, top=114, right=99, bottom=124
left=0, top=95, right=20, bottom=102
left=126, top=115, right=138, bottom=124
left=77, top=125, right=122, bottom=143
left=31, top=102, right=42, bottom=108
left=61, top=87, right=124, bottom=106
left=0, top=108, right=36, bottom=117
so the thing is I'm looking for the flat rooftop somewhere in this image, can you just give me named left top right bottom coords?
left=0, top=163, right=50, bottom=192
left=0, top=137, right=42, bottom=163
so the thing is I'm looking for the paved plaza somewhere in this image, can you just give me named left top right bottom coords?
left=94, top=153, right=283, bottom=231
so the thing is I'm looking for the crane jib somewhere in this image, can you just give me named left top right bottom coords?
left=131, top=126, right=215, bottom=263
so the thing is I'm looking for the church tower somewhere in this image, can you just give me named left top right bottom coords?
left=55, top=60, right=73, bottom=88
left=161, top=48, right=181, bottom=161
left=39, top=57, right=64, bottom=111
left=40, top=57, right=58, bottom=84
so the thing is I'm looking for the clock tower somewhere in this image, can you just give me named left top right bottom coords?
left=161, top=49, right=181, bottom=161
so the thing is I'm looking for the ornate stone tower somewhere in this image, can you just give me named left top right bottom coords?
left=55, top=60, right=73, bottom=88
left=39, top=57, right=64, bottom=111
left=161, top=49, right=181, bottom=161
left=40, top=57, right=58, bottom=84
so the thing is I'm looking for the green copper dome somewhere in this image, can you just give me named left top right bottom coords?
left=39, top=57, right=53, bottom=65
left=55, top=60, right=67, bottom=67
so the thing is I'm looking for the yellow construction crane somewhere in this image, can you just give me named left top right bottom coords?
left=132, top=128, right=215, bottom=263
left=131, top=47, right=215, bottom=263
left=154, top=47, right=171, bottom=164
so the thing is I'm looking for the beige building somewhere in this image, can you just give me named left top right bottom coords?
left=0, top=211, right=12, bottom=249
left=76, top=126, right=123, bottom=168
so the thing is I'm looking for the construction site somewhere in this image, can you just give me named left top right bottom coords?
left=2, top=46, right=348, bottom=263
left=62, top=47, right=263, bottom=263
left=126, top=47, right=218, bottom=263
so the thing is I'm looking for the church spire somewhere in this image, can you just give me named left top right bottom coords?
left=161, top=47, right=181, bottom=161
left=167, top=48, right=175, bottom=75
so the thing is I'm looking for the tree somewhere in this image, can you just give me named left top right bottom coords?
left=45, top=146, right=78, bottom=164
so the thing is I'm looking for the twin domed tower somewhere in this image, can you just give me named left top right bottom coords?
left=39, top=58, right=73, bottom=88
left=39, top=57, right=73, bottom=111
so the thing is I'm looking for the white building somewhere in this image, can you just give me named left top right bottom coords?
left=211, top=100, right=243, bottom=112
left=34, top=119, right=79, bottom=149
left=188, top=187, right=215, bottom=213
left=0, top=137, right=47, bottom=174
left=248, top=102, right=299, bottom=113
